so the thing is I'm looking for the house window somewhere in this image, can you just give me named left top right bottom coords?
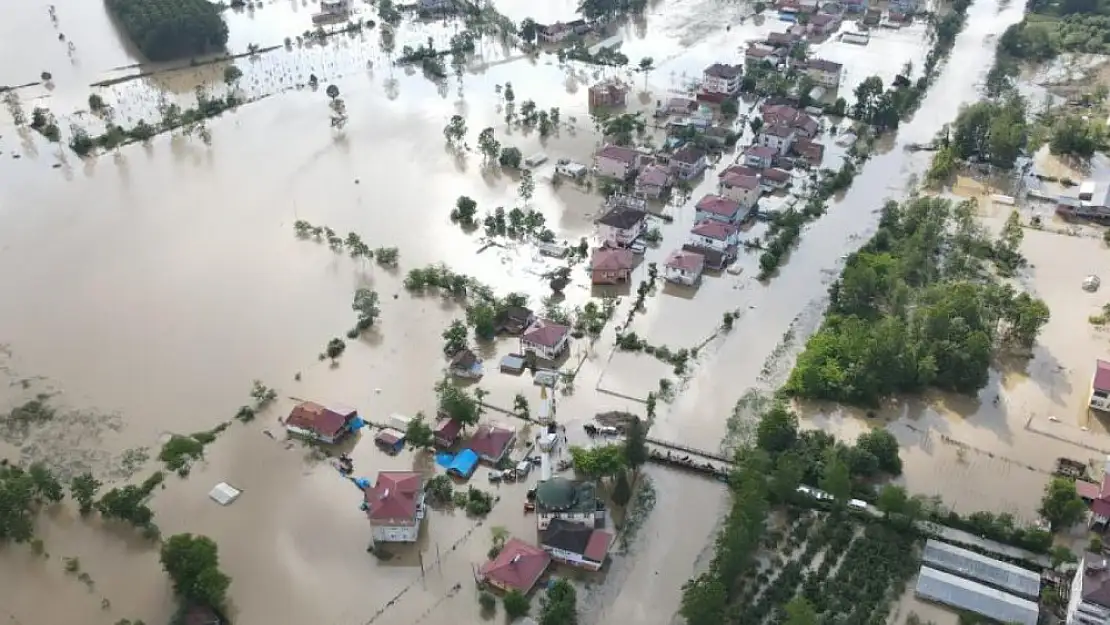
left=1096, top=390, right=1109, bottom=399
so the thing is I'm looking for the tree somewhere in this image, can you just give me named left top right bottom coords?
left=611, top=469, right=632, bottom=507
left=477, top=127, right=500, bottom=162
left=503, top=590, right=530, bottom=618
left=435, top=380, right=480, bottom=427
left=105, top=0, right=229, bottom=61
left=223, top=65, right=242, bottom=89
left=442, top=320, right=468, bottom=355
left=444, top=114, right=467, bottom=145
left=352, top=288, right=380, bottom=331
left=749, top=116, right=763, bottom=135
left=405, top=414, right=435, bottom=450
left=518, top=170, right=535, bottom=203
left=569, top=445, right=626, bottom=479
left=720, top=98, right=739, bottom=118
left=466, top=302, right=497, bottom=340
left=1039, top=477, right=1086, bottom=530
left=160, top=533, right=231, bottom=609
left=852, top=76, right=884, bottom=120
left=425, top=475, right=454, bottom=504
left=451, top=195, right=478, bottom=226
left=876, top=483, right=908, bottom=518
left=70, top=472, right=101, bottom=515
left=680, top=573, right=727, bottom=625
left=784, top=597, right=817, bottom=625
left=88, top=94, right=106, bottom=113
left=499, top=146, right=523, bottom=169
left=770, top=450, right=804, bottom=502
left=820, top=450, right=851, bottom=504
left=513, top=393, right=530, bottom=418
left=519, top=18, right=538, bottom=44
left=623, top=417, right=648, bottom=472
left=0, top=468, right=37, bottom=542
left=325, top=338, right=346, bottom=361
left=28, top=463, right=64, bottom=504
left=855, top=429, right=902, bottom=475
left=755, top=403, right=798, bottom=455
left=638, top=56, right=654, bottom=90
left=96, top=484, right=155, bottom=529
left=540, top=579, right=577, bottom=625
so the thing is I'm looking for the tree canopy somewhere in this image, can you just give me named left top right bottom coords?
left=786, top=197, right=1049, bottom=407
left=160, top=533, right=231, bottom=609
left=1039, top=477, right=1087, bottom=530
left=106, top=0, right=228, bottom=61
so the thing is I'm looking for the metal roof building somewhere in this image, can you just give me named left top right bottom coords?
left=915, top=566, right=1039, bottom=625
left=922, top=539, right=1041, bottom=599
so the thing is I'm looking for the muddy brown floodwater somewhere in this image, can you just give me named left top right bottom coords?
left=0, top=0, right=1078, bottom=622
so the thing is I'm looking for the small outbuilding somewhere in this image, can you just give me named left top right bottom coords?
left=449, top=348, right=484, bottom=379
left=374, top=428, right=406, bottom=454
left=446, top=448, right=480, bottom=478
left=433, top=417, right=464, bottom=448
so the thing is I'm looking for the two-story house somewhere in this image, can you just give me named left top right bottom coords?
left=594, top=144, right=643, bottom=179
left=804, top=58, right=843, bottom=89
left=744, top=145, right=777, bottom=169
left=760, top=124, right=796, bottom=155
left=761, top=103, right=819, bottom=138
left=540, top=519, right=614, bottom=572
left=665, top=249, right=706, bottom=286
left=695, top=194, right=747, bottom=224
left=596, top=195, right=649, bottom=246
left=365, top=471, right=425, bottom=542
left=807, top=13, right=842, bottom=36
left=745, top=44, right=780, bottom=68
left=535, top=478, right=605, bottom=530
left=702, top=63, right=743, bottom=96
left=719, top=172, right=762, bottom=208
left=520, top=319, right=571, bottom=362
left=670, top=146, right=709, bottom=180
left=635, top=164, right=672, bottom=199
left=588, top=80, right=629, bottom=108
left=689, top=220, right=740, bottom=253
left=792, top=138, right=825, bottom=166
left=589, top=247, right=635, bottom=285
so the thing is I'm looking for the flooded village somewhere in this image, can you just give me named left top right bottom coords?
left=4, top=0, right=1110, bottom=621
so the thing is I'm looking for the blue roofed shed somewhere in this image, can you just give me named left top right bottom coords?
left=446, top=449, right=480, bottom=478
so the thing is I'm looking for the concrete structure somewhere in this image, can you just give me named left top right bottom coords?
left=433, top=417, right=463, bottom=448
left=1068, top=553, right=1110, bottom=625
left=588, top=80, right=629, bottom=108
left=448, top=348, right=483, bottom=379
left=807, top=12, right=841, bottom=35
left=745, top=44, right=780, bottom=67
left=760, top=168, right=792, bottom=191
left=284, top=401, right=358, bottom=444
left=804, top=58, right=843, bottom=88
left=665, top=249, right=706, bottom=286
left=540, top=519, right=613, bottom=571
left=793, top=137, right=825, bottom=165
left=670, top=146, right=709, bottom=180
left=466, top=424, right=517, bottom=464
left=365, top=471, right=425, bottom=542
left=702, top=63, right=743, bottom=96
left=760, top=124, right=796, bottom=155
left=719, top=172, right=762, bottom=207
left=635, top=164, right=672, bottom=199
left=1093, top=360, right=1110, bottom=412
left=689, top=220, right=740, bottom=253
left=761, top=103, right=820, bottom=137
left=596, top=203, right=648, bottom=247
left=695, top=194, right=746, bottom=224
left=744, top=145, right=776, bottom=169
left=594, top=144, right=642, bottom=179
left=915, top=566, right=1038, bottom=625
left=520, top=319, right=571, bottom=361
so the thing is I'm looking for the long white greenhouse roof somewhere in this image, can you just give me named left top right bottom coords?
left=915, top=566, right=1039, bottom=625
left=922, top=539, right=1041, bottom=599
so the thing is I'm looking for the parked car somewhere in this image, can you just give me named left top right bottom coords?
left=848, top=498, right=869, bottom=510
left=629, top=241, right=647, bottom=254
left=516, top=460, right=532, bottom=478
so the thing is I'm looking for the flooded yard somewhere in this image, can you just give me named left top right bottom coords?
left=0, top=0, right=1084, bottom=621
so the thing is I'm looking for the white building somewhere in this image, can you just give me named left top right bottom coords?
left=760, top=124, right=796, bottom=155
left=1068, top=554, right=1110, bottom=625
left=520, top=319, right=571, bottom=361
left=702, top=63, right=744, bottom=96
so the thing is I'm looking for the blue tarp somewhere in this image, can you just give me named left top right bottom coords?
left=348, top=416, right=366, bottom=431
left=446, top=449, right=479, bottom=478
left=435, top=452, right=455, bottom=468
left=354, top=477, right=371, bottom=489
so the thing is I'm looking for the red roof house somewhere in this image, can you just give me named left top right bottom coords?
left=1092, top=360, right=1110, bottom=412
left=664, top=249, right=706, bottom=286
left=365, top=471, right=425, bottom=542
left=433, top=417, right=464, bottom=448
left=479, top=538, right=552, bottom=592
left=521, top=318, right=571, bottom=361
left=589, top=247, right=636, bottom=285
left=540, top=519, right=613, bottom=571
left=695, top=194, right=744, bottom=223
left=284, top=401, right=358, bottom=444
left=466, top=424, right=517, bottom=463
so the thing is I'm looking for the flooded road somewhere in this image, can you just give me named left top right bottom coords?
left=0, top=0, right=1072, bottom=622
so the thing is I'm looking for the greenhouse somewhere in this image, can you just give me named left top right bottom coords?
left=922, top=539, right=1041, bottom=599
left=915, top=566, right=1039, bottom=625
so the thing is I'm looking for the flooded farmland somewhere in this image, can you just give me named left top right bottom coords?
left=0, top=0, right=1098, bottom=621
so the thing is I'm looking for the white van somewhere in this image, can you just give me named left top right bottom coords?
left=848, top=498, right=869, bottom=511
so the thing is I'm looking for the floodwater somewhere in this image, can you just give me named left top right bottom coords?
left=0, top=0, right=1071, bottom=622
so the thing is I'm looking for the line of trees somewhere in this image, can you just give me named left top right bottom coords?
left=106, top=0, right=229, bottom=61
left=785, top=196, right=1049, bottom=407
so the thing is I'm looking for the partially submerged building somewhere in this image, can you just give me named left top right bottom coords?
left=914, top=565, right=1038, bottom=625
left=539, top=518, right=613, bottom=571
left=1091, top=359, right=1110, bottom=412
left=364, top=471, right=425, bottom=542
left=284, top=401, right=360, bottom=444
left=466, top=424, right=517, bottom=464
left=520, top=318, right=571, bottom=361
left=534, top=477, right=605, bottom=530
left=479, top=538, right=552, bottom=593
left=1067, top=552, right=1110, bottom=625
left=921, top=539, right=1040, bottom=599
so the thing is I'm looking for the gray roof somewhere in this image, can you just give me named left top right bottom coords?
left=915, top=566, right=1039, bottom=625
left=922, top=540, right=1041, bottom=599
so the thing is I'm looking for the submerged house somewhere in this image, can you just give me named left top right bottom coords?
left=365, top=471, right=425, bottom=542
left=540, top=518, right=614, bottom=572
left=467, top=424, right=517, bottom=464
left=665, top=249, right=706, bottom=286
left=479, top=538, right=552, bottom=593
left=433, top=417, right=464, bottom=448
left=448, top=348, right=484, bottom=379
left=590, top=247, right=636, bottom=285
left=521, top=318, right=571, bottom=361
left=534, top=477, right=605, bottom=530
left=284, top=401, right=360, bottom=444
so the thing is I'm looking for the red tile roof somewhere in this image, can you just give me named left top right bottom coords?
left=590, top=247, right=635, bottom=272
left=696, top=194, right=742, bottom=218
left=719, top=164, right=759, bottom=179
left=1096, top=360, right=1110, bottom=392
left=597, top=145, right=639, bottom=164
left=364, top=471, right=422, bottom=524
left=584, top=529, right=613, bottom=562
left=434, top=417, right=463, bottom=441
left=466, top=424, right=516, bottom=460
left=762, top=168, right=791, bottom=183
left=722, top=173, right=760, bottom=190
left=691, top=220, right=739, bottom=241
left=522, top=318, right=570, bottom=348
left=1078, top=479, right=1101, bottom=500
left=764, top=124, right=794, bottom=138
left=479, top=538, right=551, bottom=592
left=666, top=249, right=705, bottom=273
left=1093, top=497, right=1110, bottom=519
left=746, top=145, right=776, bottom=160
left=637, top=164, right=670, bottom=186
left=286, top=402, right=356, bottom=439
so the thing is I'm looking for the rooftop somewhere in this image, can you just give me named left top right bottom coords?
left=637, top=164, right=671, bottom=186
left=590, top=247, right=636, bottom=272
left=762, top=168, right=791, bottom=182
left=450, top=348, right=479, bottom=369
left=666, top=249, right=706, bottom=273
left=806, top=58, right=843, bottom=72
left=691, top=220, right=740, bottom=240
left=763, top=124, right=794, bottom=138
left=672, top=145, right=708, bottom=164
left=285, top=401, right=356, bottom=438
left=746, top=145, right=777, bottom=159
left=597, top=205, right=648, bottom=230
left=719, top=164, right=759, bottom=179
left=722, top=173, right=761, bottom=190
left=541, top=519, right=613, bottom=563
left=1096, top=359, right=1110, bottom=391
left=1082, top=553, right=1110, bottom=609
left=915, top=566, right=1038, bottom=625
left=479, top=538, right=551, bottom=593
left=364, top=471, right=422, bottom=524
left=466, top=423, right=516, bottom=460
left=921, top=540, right=1040, bottom=600
left=596, top=144, right=640, bottom=164
left=535, top=478, right=598, bottom=514
left=696, top=194, right=742, bottom=218
left=704, top=63, right=743, bottom=79
left=522, top=318, right=571, bottom=348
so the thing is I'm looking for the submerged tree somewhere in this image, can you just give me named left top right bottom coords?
left=444, top=114, right=467, bottom=146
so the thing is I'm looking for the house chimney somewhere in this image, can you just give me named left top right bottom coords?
left=511, top=554, right=521, bottom=565
left=381, top=488, right=390, bottom=499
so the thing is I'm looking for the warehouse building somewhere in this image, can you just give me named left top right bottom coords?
left=915, top=566, right=1039, bottom=625
left=922, top=539, right=1041, bottom=600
